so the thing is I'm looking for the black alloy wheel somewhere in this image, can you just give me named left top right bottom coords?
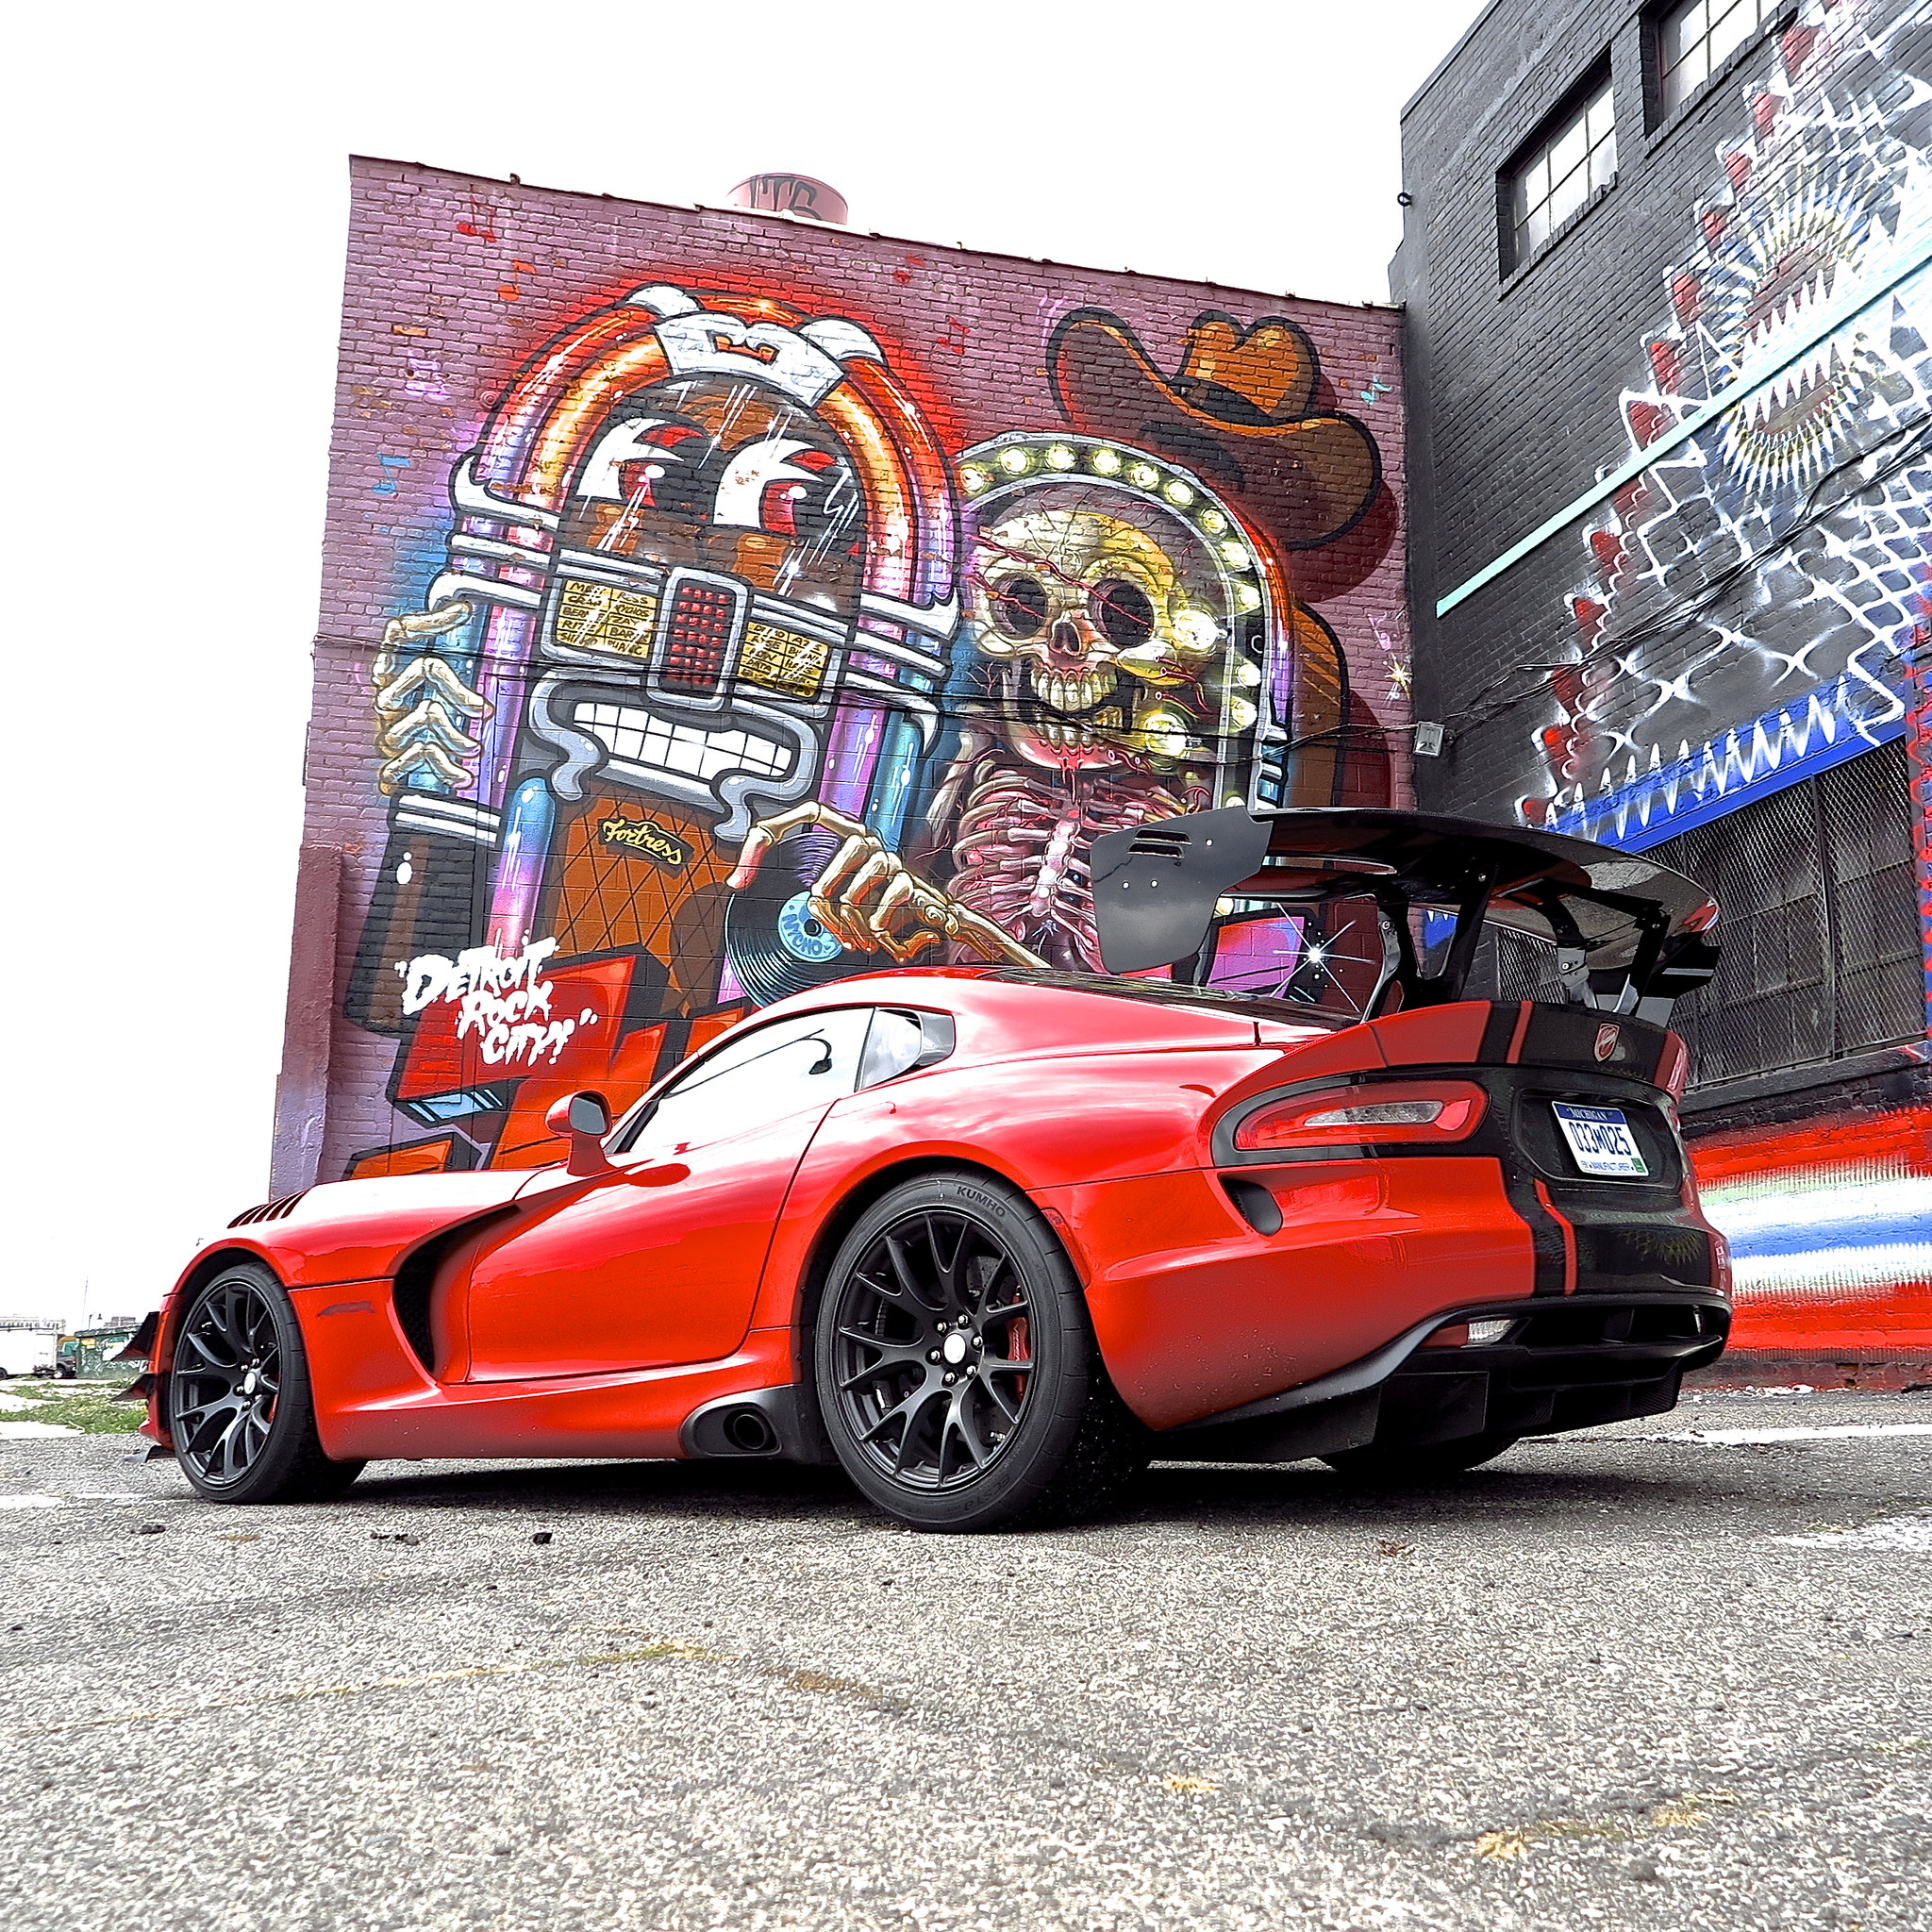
left=816, top=1170, right=1147, bottom=1532
left=169, top=1263, right=363, bottom=1504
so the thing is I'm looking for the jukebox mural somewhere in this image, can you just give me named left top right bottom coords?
left=318, top=173, right=1403, bottom=1180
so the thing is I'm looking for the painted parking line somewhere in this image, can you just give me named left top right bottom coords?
left=1776, top=1508, right=1932, bottom=1551
left=1668, top=1424, right=1932, bottom=1445
left=0, top=1423, right=81, bottom=1440
left=0, top=1490, right=148, bottom=1508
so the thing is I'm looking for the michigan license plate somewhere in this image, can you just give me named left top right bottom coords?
left=1552, top=1103, right=1648, bottom=1178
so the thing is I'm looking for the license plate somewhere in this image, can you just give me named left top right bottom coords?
left=1552, top=1103, right=1648, bottom=1178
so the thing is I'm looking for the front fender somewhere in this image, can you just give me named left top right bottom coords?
left=213, top=1171, right=540, bottom=1290
left=141, top=1168, right=550, bottom=1448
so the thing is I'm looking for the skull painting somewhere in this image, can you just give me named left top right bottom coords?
left=726, top=435, right=1285, bottom=974
left=969, top=499, right=1260, bottom=774
left=932, top=439, right=1274, bottom=966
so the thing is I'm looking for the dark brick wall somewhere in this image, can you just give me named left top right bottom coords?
left=1395, top=0, right=1932, bottom=1144
left=1396, top=0, right=1932, bottom=810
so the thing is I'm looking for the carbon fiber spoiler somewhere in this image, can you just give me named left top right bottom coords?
left=1090, top=806, right=1720, bottom=1023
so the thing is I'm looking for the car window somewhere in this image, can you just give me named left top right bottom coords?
left=618, top=1008, right=873, bottom=1157
left=857, top=1007, right=957, bottom=1087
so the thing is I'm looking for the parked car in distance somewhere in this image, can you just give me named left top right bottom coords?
left=127, top=808, right=1730, bottom=1531
left=52, top=1324, right=141, bottom=1379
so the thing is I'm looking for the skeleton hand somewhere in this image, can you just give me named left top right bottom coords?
left=727, top=804, right=1046, bottom=968
left=372, top=601, right=493, bottom=795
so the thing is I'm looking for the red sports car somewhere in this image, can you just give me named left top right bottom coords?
left=126, top=808, right=1732, bottom=1531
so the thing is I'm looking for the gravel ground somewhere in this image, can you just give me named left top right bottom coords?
left=2, top=1382, right=1928, bottom=1932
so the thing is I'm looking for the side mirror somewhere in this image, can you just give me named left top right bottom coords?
left=543, top=1090, right=614, bottom=1177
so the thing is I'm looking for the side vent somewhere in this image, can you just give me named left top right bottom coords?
left=227, top=1191, right=309, bottom=1228
left=1222, top=1177, right=1284, bottom=1237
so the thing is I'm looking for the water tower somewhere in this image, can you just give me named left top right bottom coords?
left=727, top=174, right=848, bottom=225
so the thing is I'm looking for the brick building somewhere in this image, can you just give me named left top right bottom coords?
left=1395, top=0, right=1932, bottom=1364
left=274, top=159, right=1408, bottom=1191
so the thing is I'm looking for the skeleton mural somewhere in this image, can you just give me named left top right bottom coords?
left=1535, top=0, right=1932, bottom=847
left=729, top=314, right=1384, bottom=975
left=336, top=237, right=1398, bottom=1176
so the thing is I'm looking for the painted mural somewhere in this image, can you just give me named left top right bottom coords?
left=1537, top=0, right=1932, bottom=852
left=1517, top=0, right=1932, bottom=1357
left=325, top=228, right=1402, bottom=1180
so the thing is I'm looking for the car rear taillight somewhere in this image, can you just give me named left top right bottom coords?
left=1232, top=1080, right=1489, bottom=1152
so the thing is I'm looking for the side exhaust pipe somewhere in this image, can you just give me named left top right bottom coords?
left=679, top=1387, right=836, bottom=1463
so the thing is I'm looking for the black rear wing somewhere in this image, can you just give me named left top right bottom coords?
left=1090, top=807, right=1720, bottom=1024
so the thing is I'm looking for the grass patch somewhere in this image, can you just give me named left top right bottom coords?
left=1, top=1381, right=143, bottom=1434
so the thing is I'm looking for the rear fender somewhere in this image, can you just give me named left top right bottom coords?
left=1042, top=1157, right=1537, bottom=1428
left=749, top=1047, right=1284, bottom=1339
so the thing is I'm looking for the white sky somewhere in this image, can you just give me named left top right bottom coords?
left=1, top=0, right=1488, bottom=1326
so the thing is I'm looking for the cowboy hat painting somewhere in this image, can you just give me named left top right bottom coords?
left=1047, top=308, right=1382, bottom=554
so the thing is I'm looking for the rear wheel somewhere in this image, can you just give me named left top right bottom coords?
left=1322, top=1431, right=1521, bottom=1485
left=816, top=1171, right=1147, bottom=1532
left=168, top=1263, right=364, bottom=1504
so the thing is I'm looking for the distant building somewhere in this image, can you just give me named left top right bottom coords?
left=1395, top=0, right=1932, bottom=1366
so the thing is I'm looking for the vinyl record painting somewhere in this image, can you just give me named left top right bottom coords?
left=723, top=828, right=880, bottom=1007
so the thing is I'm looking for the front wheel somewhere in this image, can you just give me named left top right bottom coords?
left=168, top=1263, right=364, bottom=1504
left=1321, top=1431, right=1521, bottom=1486
left=815, top=1171, right=1146, bottom=1532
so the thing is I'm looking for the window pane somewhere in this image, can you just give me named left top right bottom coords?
left=624, top=1008, right=872, bottom=1154
left=1661, top=0, right=1706, bottom=69
left=1548, top=115, right=1588, bottom=184
left=1707, top=0, right=1756, bottom=67
left=1550, top=158, right=1590, bottom=227
left=1662, top=49, right=1700, bottom=114
left=1585, top=83, right=1614, bottom=146
left=1591, top=130, right=1618, bottom=192
left=858, top=1008, right=924, bottom=1087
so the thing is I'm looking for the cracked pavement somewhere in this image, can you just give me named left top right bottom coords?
left=3, top=1382, right=1929, bottom=1930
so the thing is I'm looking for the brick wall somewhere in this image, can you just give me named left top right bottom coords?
left=1398, top=0, right=1932, bottom=1355
left=288, top=158, right=1409, bottom=1181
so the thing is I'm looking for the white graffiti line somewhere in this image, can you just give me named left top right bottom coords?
left=395, top=939, right=599, bottom=1070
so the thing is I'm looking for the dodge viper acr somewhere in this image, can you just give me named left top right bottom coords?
left=125, top=808, right=1733, bottom=1531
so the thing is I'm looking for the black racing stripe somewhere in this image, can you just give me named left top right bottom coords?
left=1503, top=1166, right=1572, bottom=1296
left=1478, top=1001, right=1522, bottom=1064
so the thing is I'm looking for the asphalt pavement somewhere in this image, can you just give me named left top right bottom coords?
left=3, top=1381, right=1929, bottom=1931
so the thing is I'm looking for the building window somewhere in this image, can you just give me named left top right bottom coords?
left=1647, top=741, right=1924, bottom=1091
left=1655, top=0, right=1779, bottom=118
left=1502, top=70, right=1617, bottom=275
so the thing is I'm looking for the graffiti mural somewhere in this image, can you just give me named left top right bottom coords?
left=308, top=172, right=1406, bottom=1181
left=1534, top=0, right=1932, bottom=849
left=1694, top=1102, right=1932, bottom=1353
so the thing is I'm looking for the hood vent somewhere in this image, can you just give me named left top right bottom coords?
left=228, top=1191, right=309, bottom=1228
